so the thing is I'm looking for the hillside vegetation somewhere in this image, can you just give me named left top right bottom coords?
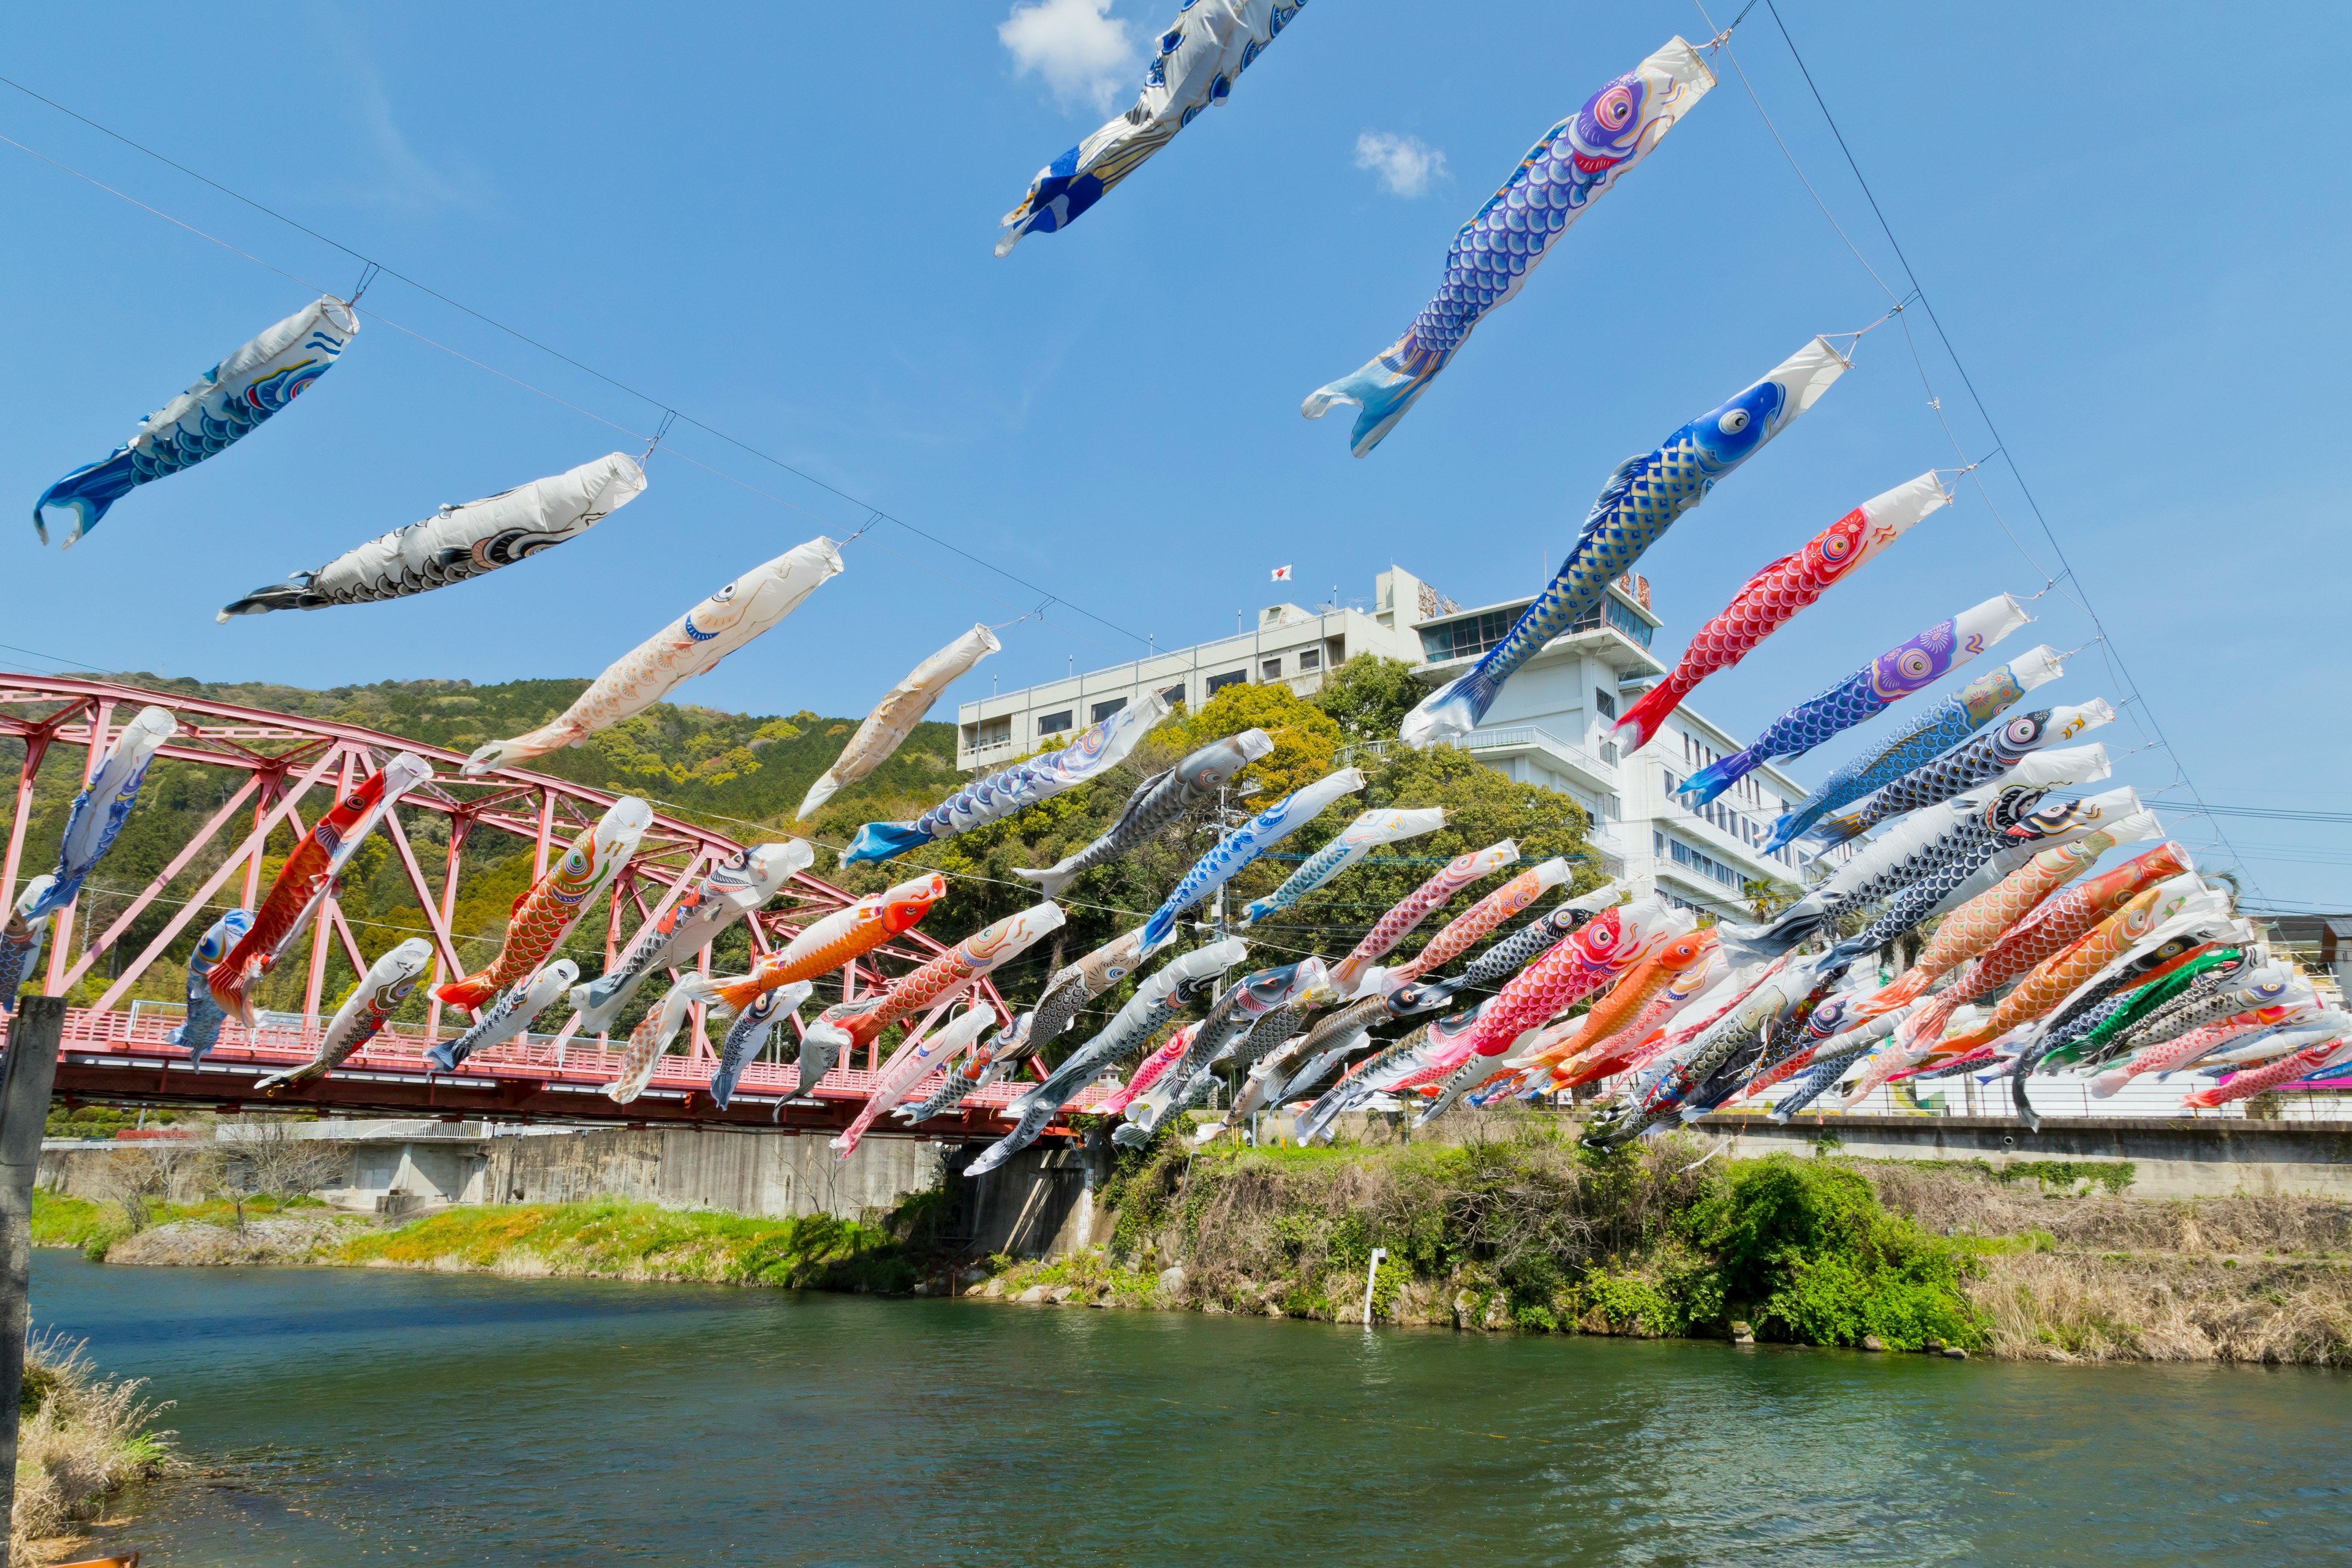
left=2, top=657, right=1604, bottom=1057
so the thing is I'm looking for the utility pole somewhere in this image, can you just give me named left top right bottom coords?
left=0, top=996, right=66, bottom=1534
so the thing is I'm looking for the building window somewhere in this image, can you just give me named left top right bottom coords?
left=1038, top=710, right=1073, bottom=736
left=1205, top=669, right=1246, bottom=695
left=1297, top=647, right=1322, bottom=672
left=1659, top=833, right=1741, bottom=889
left=1600, top=741, right=1619, bottom=766
left=972, top=719, right=1009, bottom=749
left=1417, top=606, right=1521, bottom=663
left=1161, top=683, right=1188, bottom=707
left=1593, top=687, right=1616, bottom=720
left=1261, top=657, right=1283, bottom=680
left=1599, top=794, right=1621, bottom=824
left=1090, top=696, right=1128, bottom=723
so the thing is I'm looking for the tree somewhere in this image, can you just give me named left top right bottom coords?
left=1311, top=655, right=1426, bottom=745
left=215, top=1117, right=348, bottom=1206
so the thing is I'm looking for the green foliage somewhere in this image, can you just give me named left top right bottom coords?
left=1311, top=655, right=1425, bottom=744
left=1678, top=1156, right=1983, bottom=1349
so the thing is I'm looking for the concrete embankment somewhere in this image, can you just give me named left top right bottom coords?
left=1697, top=1113, right=2352, bottom=1200
left=42, top=1123, right=1104, bottom=1258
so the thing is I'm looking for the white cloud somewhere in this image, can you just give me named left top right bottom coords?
left=1354, top=132, right=1447, bottom=199
left=1000, top=0, right=1140, bottom=113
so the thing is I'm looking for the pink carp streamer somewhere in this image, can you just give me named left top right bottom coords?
left=1327, top=840, right=1517, bottom=994
left=1099, top=1025, right=1199, bottom=1117
left=1386, top=859, right=1570, bottom=984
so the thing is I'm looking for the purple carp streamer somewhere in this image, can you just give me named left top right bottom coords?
left=1303, top=37, right=1714, bottom=456
left=997, top=1, right=1310, bottom=255
left=1764, top=647, right=2063, bottom=850
left=1678, top=594, right=2029, bottom=806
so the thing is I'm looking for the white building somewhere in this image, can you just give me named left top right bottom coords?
left=954, top=565, right=1844, bottom=920
left=954, top=567, right=1438, bottom=771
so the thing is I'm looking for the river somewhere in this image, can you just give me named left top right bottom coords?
left=33, top=1251, right=2349, bottom=1565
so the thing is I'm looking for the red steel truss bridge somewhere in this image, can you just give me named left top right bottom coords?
left=0, top=674, right=1070, bottom=1137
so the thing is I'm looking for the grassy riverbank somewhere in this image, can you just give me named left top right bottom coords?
left=12, top=1335, right=176, bottom=1566
left=36, top=1126, right=2352, bottom=1366
left=989, top=1123, right=2352, bottom=1366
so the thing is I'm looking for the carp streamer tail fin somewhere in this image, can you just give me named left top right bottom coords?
left=434, top=973, right=497, bottom=1011
left=34, top=451, right=138, bottom=548
left=1010, top=865, right=1076, bottom=899
left=840, top=821, right=928, bottom=866
left=1398, top=671, right=1485, bottom=749
left=1301, top=341, right=1441, bottom=459
left=1676, top=746, right=1762, bottom=807
left=217, top=573, right=322, bottom=620
left=1613, top=677, right=1692, bottom=753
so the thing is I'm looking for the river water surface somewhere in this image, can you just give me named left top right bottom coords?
left=34, top=1251, right=2350, bottom=1565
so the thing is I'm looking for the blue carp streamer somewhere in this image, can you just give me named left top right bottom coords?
left=26, top=706, right=176, bottom=919
left=997, top=1, right=1310, bottom=255
left=1764, top=648, right=2060, bottom=851
left=842, top=695, right=1166, bottom=864
left=36, top=296, right=357, bottom=546
left=1139, top=769, right=1365, bottom=951
left=1304, top=37, right=1713, bottom=457
left=167, top=908, right=254, bottom=1063
left=1402, top=339, right=1848, bottom=746
left=1679, top=594, right=2027, bottom=807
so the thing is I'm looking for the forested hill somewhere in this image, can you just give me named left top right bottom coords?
left=3, top=660, right=1607, bottom=1052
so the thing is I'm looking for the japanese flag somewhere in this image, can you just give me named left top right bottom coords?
left=1270, top=564, right=1292, bottom=582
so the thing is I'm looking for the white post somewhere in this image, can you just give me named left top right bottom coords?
left=1361, top=1246, right=1388, bottom=1327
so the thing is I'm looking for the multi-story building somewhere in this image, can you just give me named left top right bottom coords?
left=953, top=567, right=1439, bottom=771
left=953, top=565, right=1846, bottom=919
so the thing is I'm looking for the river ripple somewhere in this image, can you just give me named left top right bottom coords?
left=33, top=1251, right=2350, bottom=1566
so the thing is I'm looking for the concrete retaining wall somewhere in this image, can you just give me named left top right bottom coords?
left=1695, top=1114, right=2352, bottom=1200
left=40, top=1123, right=1099, bottom=1257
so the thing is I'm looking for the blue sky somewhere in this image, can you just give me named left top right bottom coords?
left=3, top=2, right=2346, bottom=908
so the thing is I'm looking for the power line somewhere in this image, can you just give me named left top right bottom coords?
left=0, top=75, right=1153, bottom=657
left=1692, top=2, right=2269, bottom=906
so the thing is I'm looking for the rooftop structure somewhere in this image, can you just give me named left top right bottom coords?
left=955, top=565, right=1849, bottom=920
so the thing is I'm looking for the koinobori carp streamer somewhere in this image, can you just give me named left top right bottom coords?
left=434, top=797, right=650, bottom=1012
left=1401, top=337, right=1846, bottom=745
left=24, top=705, right=177, bottom=919
left=36, top=296, right=356, bottom=547
left=463, top=538, right=843, bottom=775
left=997, top=1, right=1311, bottom=255
left=206, top=753, right=432, bottom=1025
left=845, top=695, right=1169, bottom=865
left=1304, top=36, right=1714, bottom=456
left=220, top=453, right=646, bottom=618
left=1615, top=473, right=1947, bottom=751
left=798, top=625, right=1001, bottom=819
left=1678, top=593, right=2030, bottom=807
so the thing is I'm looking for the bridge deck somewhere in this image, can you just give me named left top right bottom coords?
left=13, top=1007, right=1097, bottom=1140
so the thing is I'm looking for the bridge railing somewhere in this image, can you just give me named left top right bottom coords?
left=18, top=1005, right=1110, bottom=1117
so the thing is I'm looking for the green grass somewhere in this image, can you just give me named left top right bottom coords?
left=333, top=1199, right=919, bottom=1293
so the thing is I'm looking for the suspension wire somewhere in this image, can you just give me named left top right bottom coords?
left=1688, top=1, right=2270, bottom=906
left=0, top=77, right=1155, bottom=654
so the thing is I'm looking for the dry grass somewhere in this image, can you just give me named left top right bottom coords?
left=1861, top=1162, right=2352, bottom=1255
left=12, top=1333, right=176, bottom=1565
left=1973, top=1251, right=2352, bottom=1365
